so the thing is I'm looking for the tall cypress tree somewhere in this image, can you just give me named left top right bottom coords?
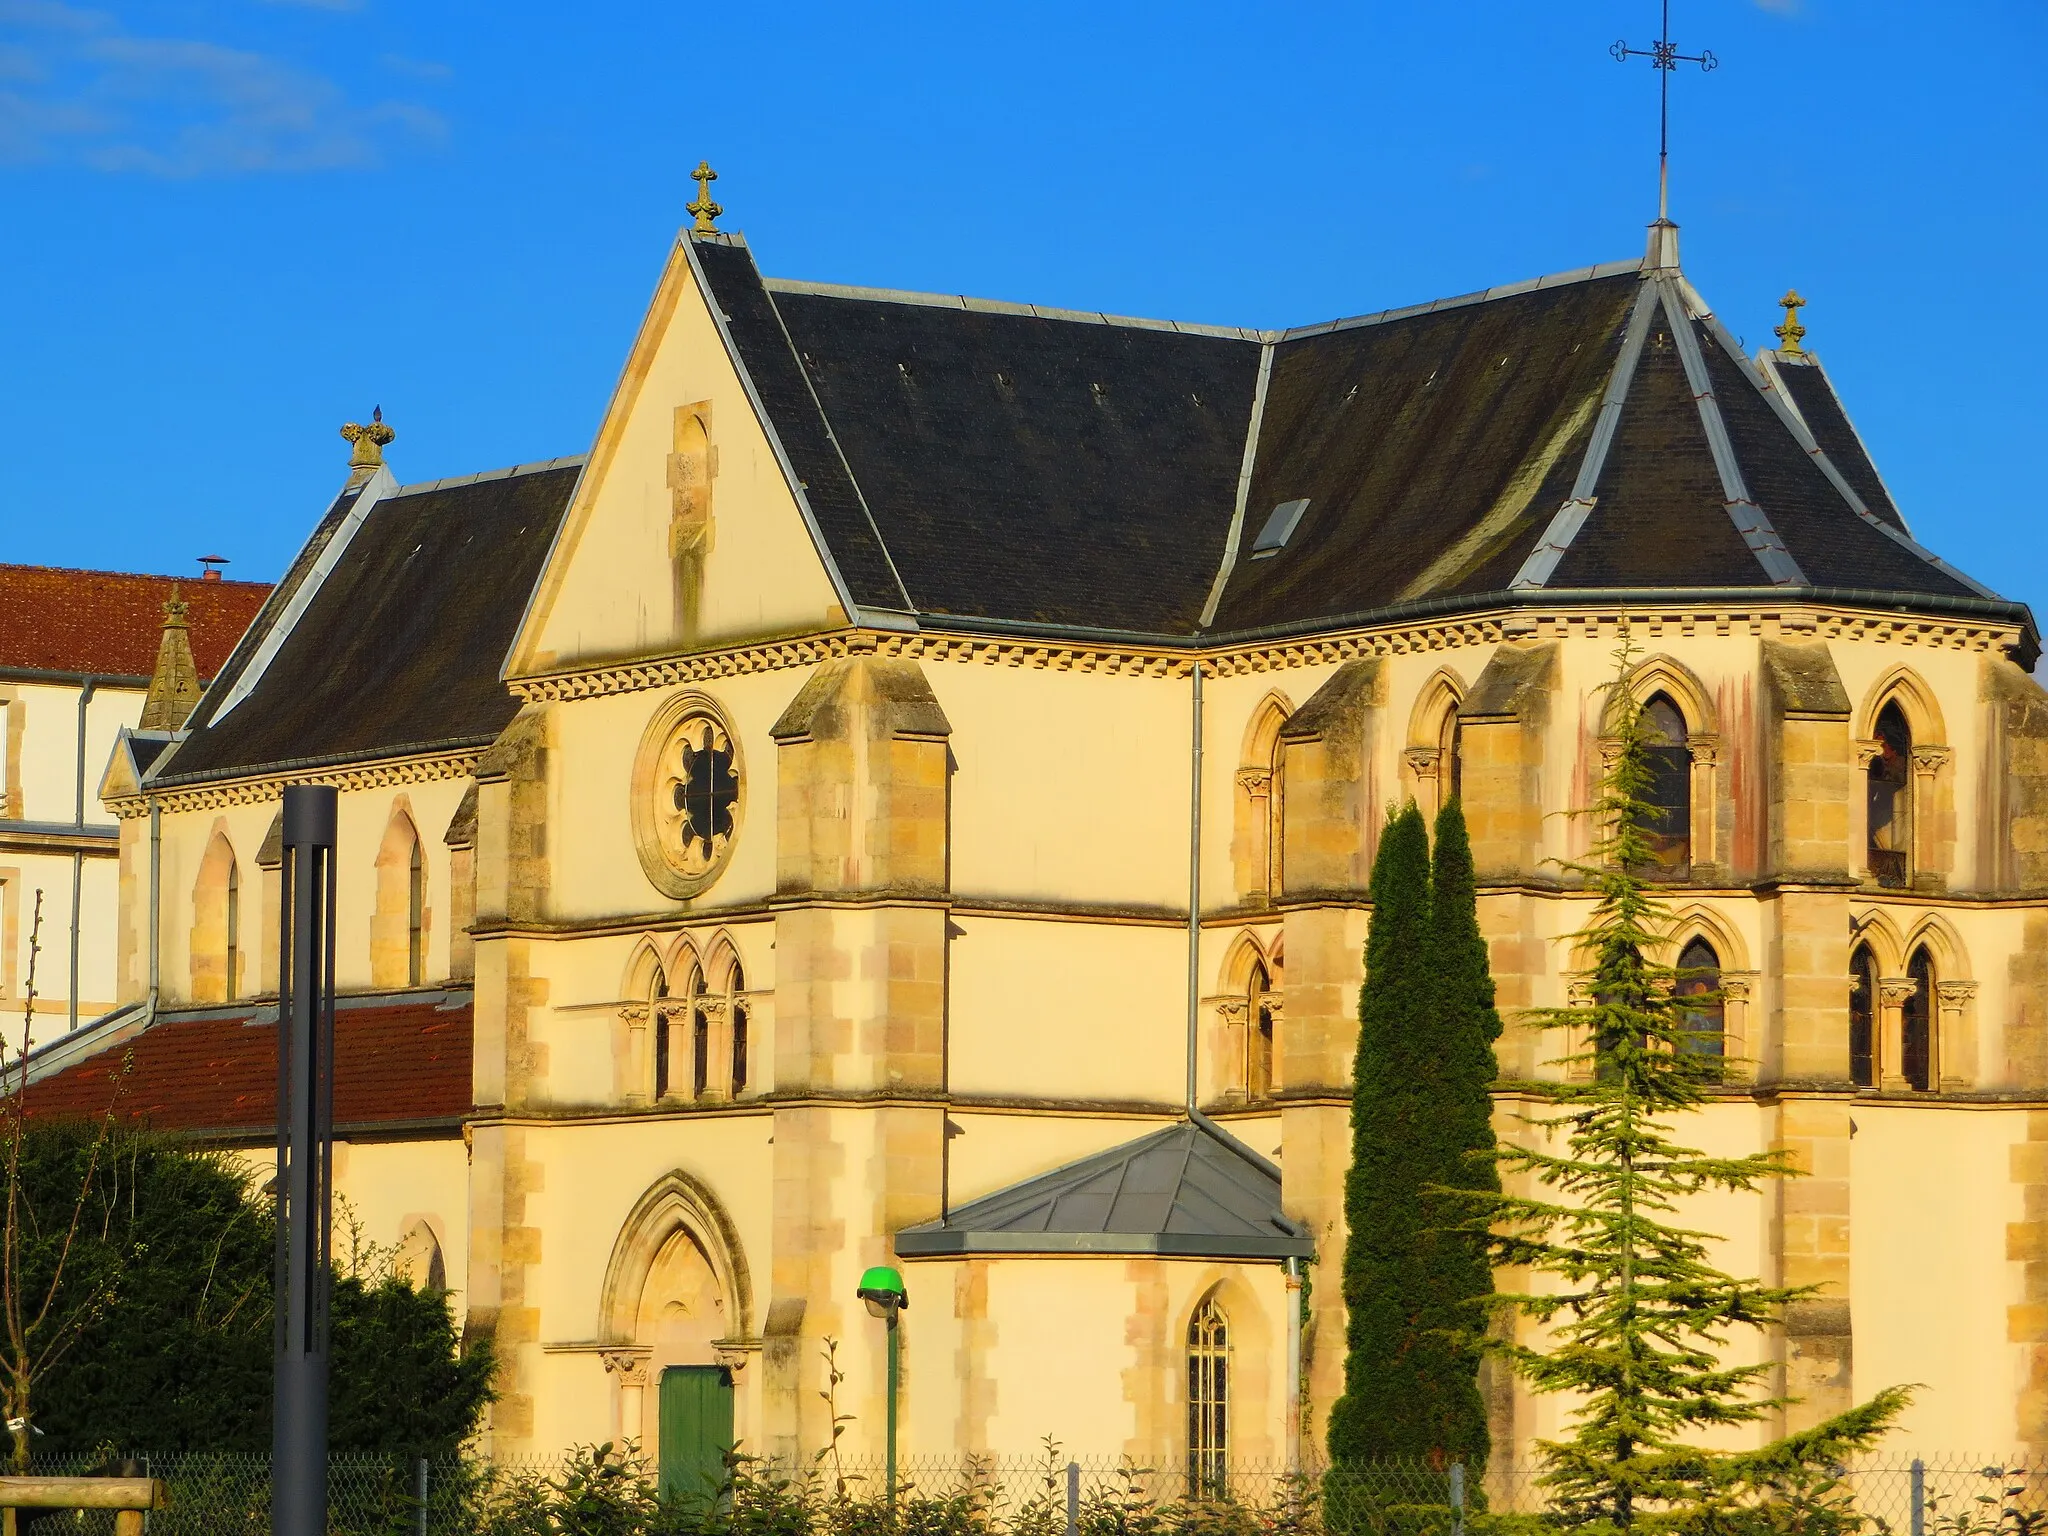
left=1409, top=797, right=1501, bottom=1470
left=1327, top=801, right=1436, bottom=1464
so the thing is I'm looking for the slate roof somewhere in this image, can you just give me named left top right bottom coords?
left=693, top=233, right=2027, bottom=646
left=894, top=1116, right=1315, bottom=1260
left=20, top=990, right=473, bottom=1138
left=0, top=565, right=270, bottom=681
left=154, top=460, right=580, bottom=784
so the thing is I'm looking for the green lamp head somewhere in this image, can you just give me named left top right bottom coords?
left=856, top=1264, right=909, bottom=1320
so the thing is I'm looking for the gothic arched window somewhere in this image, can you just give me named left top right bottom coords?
left=688, top=965, right=710, bottom=1099
left=407, top=839, right=425, bottom=987
left=1868, top=702, right=1913, bottom=890
left=1674, top=938, right=1723, bottom=1058
left=1638, top=693, right=1692, bottom=873
left=1440, top=704, right=1463, bottom=809
left=1904, top=947, right=1935, bottom=1092
left=1248, top=961, right=1274, bottom=1099
left=729, top=960, right=749, bottom=1097
left=652, top=969, right=673, bottom=1100
left=225, top=860, right=242, bottom=999
left=1187, top=1297, right=1229, bottom=1498
left=1849, top=944, right=1877, bottom=1089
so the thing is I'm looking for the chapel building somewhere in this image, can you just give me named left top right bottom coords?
left=32, top=202, right=2048, bottom=1486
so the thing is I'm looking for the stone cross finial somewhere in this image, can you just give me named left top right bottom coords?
left=688, top=161, right=723, bottom=235
left=1774, top=291, right=1807, bottom=356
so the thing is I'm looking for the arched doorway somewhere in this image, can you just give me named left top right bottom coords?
left=600, top=1171, right=754, bottom=1500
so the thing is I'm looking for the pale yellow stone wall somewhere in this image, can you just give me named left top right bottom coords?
left=98, top=205, right=2048, bottom=1475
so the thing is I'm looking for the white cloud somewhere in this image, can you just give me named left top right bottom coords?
left=0, top=0, right=444, bottom=174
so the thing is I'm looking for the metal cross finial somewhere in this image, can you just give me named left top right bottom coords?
left=1775, top=290, right=1808, bottom=356
left=1612, top=1, right=1718, bottom=222
left=688, top=160, right=723, bottom=235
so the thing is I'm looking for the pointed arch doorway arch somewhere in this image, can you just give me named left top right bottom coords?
left=600, top=1170, right=755, bottom=1497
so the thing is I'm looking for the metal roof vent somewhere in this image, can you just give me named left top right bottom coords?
left=1249, top=498, right=1310, bottom=559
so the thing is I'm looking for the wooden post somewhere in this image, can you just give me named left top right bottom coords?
left=0, top=1474, right=167, bottom=1536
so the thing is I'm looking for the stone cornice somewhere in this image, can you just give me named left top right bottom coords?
left=107, top=747, right=481, bottom=820
left=502, top=599, right=2023, bottom=707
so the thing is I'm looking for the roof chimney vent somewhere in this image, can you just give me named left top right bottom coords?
left=198, top=554, right=228, bottom=583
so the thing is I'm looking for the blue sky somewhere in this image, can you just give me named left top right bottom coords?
left=3, top=0, right=2043, bottom=619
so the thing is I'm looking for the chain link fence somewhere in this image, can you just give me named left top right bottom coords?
left=7, top=1450, right=2045, bottom=1534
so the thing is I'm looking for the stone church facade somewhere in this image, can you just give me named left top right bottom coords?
left=33, top=205, right=2048, bottom=1477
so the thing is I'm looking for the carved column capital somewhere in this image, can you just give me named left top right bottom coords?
left=601, top=1348, right=651, bottom=1385
left=712, top=1339, right=758, bottom=1375
left=1236, top=767, right=1274, bottom=795
left=1911, top=745, right=1953, bottom=775
left=696, top=996, right=730, bottom=1023
left=619, top=1004, right=649, bottom=1023
left=1403, top=746, right=1443, bottom=776
left=1216, top=999, right=1250, bottom=1025
left=1936, top=981, right=1979, bottom=1007
left=1853, top=738, right=1884, bottom=768
left=1718, top=973, right=1756, bottom=1002
left=1877, top=976, right=1920, bottom=1006
left=1686, top=734, right=1722, bottom=766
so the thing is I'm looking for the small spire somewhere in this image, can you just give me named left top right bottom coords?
left=1774, top=290, right=1808, bottom=356
left=339, top=405, right=395, bottom=487
left=688, top=160, right=723, bottom=235
left=139, top=585, right=202, bottom=732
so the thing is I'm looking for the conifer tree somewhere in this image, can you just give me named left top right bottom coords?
left=1328, top=801, right=1447, bottom=1465
left=1469, top=645, right=1907, bottom=1529
left=1411, top=797, right=1502, bottom=1470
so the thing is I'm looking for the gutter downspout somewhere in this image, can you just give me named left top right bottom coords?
left=69, top=677, right=96, bottom=1034
left=1185, top=661, right=1204, bottom=1115
left=146, top=793, right=161, bottom=1030
left=1285, top=1255, right=1303, bottom=1470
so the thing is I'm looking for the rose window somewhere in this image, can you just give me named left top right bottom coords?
left=632, top=694, right=744, bottom=898
left=659, top=717, right=740, bottom=876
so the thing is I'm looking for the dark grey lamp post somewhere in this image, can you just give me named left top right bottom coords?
left=274, top=785, right=338, bottom=1536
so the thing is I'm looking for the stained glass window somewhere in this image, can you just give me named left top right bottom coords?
left=1187, top=1298, right=1229, bottom=1499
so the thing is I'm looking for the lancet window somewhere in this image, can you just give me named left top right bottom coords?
left=1867, top=702, right=1913, bottom=890
left=1637, top=693, right=1692, bottom=873
left=1904, top=947, right=1935, bottom=1093
left=1187, top=1297, right=1229, bottom=1497
left=1849, top=944, right=1877, bottom=1089
left=1674, top=938, right=1723, bottom=1057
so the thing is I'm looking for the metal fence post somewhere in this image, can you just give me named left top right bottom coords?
left=1451, top=1461, right=1466, bottom=1536
left=1065, top=1461, right=1079, bottom=1536
left=416, top=1457, right=428, bottom=1536
left=1910, top=1458, right=1926, bottom=1536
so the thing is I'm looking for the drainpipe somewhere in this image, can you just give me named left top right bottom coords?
left=1284, top=1256, right=1303, bottom=1470
left=146, top=793, right=161, bottom=1027
left=1186, top=661, right=1204, bottom=1114
left=69, top=677, right=96, bottom=1034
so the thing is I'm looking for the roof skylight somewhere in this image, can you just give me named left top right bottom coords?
left=1249, top=499, right=1310, bottom=559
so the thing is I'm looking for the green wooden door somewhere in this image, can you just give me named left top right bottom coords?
left=658, top=1365, right=734, bottom=1504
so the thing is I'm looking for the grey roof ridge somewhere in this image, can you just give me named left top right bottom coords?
left=1187, top=1106, right=1290, bottom=1190
left=1197, top=341, right=1276, bottom=629
left=753, top=269, right=917, bottom=613
left=1510, top=278, right=1661, bottom=591
left=761, top=276, right=1269, bottom=342
left=196, top=464, right=400, bottom=736
left=19, top=1000, right=148, bottom=1089
left=1762, top=346, right=1917, bottom=540
left=388, top=455, right=588, bottom=499
left=1693, top=301, right=2005, bottom=604
left=1659, top=277, right=1806, bottom=587
left=676, top=237, right=871, bottom=627
left=1277, top=256, right=1644, bottom=342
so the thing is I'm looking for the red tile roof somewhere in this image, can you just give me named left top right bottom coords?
left=23, top=995, right=473, bottom=1136
left=0, top=564, right=272, bottom=679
